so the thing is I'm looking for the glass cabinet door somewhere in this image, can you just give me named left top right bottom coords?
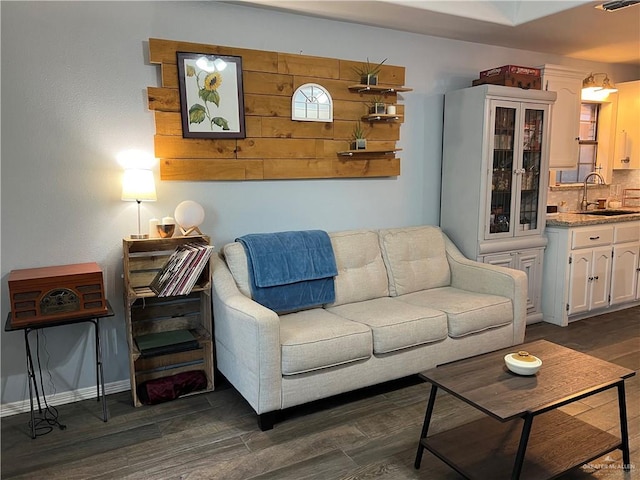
left=489, top=105, right=516, bottom=236
left=487, top=102, right=548, bottom=239
left=518, top=107, right=545, bottom=233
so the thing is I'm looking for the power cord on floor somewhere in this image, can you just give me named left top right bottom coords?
left=29, top=330, right=66, bottom=436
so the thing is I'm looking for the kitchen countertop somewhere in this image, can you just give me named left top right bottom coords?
left=546, top=208, right=640, bottom=227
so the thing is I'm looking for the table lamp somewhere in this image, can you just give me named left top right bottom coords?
left=122, top=168, right=157, bottom=239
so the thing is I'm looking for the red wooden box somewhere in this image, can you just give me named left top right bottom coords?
left=472, top=73, right=541, bottom=90
left=8, top=262, right=107, bottom=327
left=480, top=65, right=541, bottom=78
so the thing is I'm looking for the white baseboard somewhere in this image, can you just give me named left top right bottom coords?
left=0, top=380, right=131, bottom=418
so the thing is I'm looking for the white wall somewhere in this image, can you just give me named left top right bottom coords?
left=1, top=1, right=636, bottom=408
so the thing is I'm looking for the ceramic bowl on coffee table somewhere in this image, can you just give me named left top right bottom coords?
left=504, top=350, right=542, bottom=375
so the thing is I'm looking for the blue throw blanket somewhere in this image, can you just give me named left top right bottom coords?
left=237, top=230, right=338, bottom=313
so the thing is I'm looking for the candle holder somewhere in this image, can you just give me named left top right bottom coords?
left=157, top=224, right=175, bottom=238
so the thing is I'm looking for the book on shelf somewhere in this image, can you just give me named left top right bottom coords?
left=135, top=329, right=199, bottom=358
left=162, top=243, right=202, bottom=297
left=149, top=241, right=214, bottom=297
left=169, top=244, right=211, bottom=296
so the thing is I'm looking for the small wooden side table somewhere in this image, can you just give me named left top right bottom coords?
left=4, top=300, right=114, bottom=438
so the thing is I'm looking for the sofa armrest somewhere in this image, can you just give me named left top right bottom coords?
left=212, top=255, right=282, bottom=414
left=444, top=237, right=527, bottom=344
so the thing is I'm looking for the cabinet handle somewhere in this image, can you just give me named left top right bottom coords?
left=593, top=275, right=599, bottom=280
left=589, top=236, right=600, bottom=240
left=588, top=276, right=593, bottom=281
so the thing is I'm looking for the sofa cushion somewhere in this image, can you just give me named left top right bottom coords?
left=396, top=286, right=512, bottom=337
left=279, top=308, right=372, bottom=375
left=222, top=242, right=252, bottom=298
left=327, top=297, right=447, bottom=354
left=326, top=230, right=389, bottom=307
left=379, top=226, right=451, bottom=296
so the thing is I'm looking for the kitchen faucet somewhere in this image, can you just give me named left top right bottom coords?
left=580, top=172, right=606, bottom=211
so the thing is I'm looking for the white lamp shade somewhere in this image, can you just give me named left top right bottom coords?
left=117, top=149, right=156, bottom=170
left=121, top=169, right=157, bottom=202
left=174, top=200, right=205, bottom=229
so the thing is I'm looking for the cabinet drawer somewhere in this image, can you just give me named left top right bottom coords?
left=614, top=222, right=640, bottom=244
left=571, top=226, right=614, bottom=249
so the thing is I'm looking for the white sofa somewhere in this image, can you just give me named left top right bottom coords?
left=213, top=225, right=527, bottom=430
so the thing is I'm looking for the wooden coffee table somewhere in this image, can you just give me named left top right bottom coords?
left=414, top=339, right=635, bottom=479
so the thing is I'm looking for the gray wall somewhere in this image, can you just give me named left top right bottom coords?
left=1, top=1, right=636, bottom=409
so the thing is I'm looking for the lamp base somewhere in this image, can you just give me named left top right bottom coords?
left=130, top=233, right=149, bottom=239
left=179, top=226, right=203, bottom=236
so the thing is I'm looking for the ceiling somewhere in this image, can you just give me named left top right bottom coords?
left=234, top=0, right=640, bottom=67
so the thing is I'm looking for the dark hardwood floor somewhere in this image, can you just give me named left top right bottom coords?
left=2, top=307, right=638, bottom=479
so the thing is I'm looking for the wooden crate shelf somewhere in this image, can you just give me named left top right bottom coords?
left=122, top=235, right=214, bottom=407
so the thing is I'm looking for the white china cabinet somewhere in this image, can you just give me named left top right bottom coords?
left=440, top=84, right=556, bottom=323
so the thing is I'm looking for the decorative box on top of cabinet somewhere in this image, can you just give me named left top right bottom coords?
left=440, top=84, right=556, bottom=323
left=537, top=64, right=585, bottom=169
left=122, top=235, right=214, bottom=407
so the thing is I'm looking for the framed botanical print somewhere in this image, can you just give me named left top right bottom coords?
left=176, top=52, right=245, bottom=139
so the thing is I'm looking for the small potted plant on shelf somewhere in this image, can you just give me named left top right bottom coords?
left=351, top=121, right=367, bottom=150
left=353, top=57, right=387, bottom=86
left=368, top=96, right=386, bottom=115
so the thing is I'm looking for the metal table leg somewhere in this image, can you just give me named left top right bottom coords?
left=93, top=319, right=108, bottom=422
left=511, top=413, right=534, bottom=479
left=617, top=381, right=631, bottom=470
left=24, top=329, right=42, bottom=439
left=414, top=384, right=438, bottom=469
left=5, top=301, right=114, bottom=439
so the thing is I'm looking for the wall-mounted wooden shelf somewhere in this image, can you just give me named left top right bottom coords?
left=349, top=84, right=413, bottom=94
left=338, top=148, right=402, bottom=157
left=362, top=114, right=403, bottom=122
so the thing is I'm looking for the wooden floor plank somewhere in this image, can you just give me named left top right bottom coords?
left=1, top=306, right=638, bottom=479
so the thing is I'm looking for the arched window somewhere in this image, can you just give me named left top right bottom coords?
left=291, top=83, right=333, bottom=122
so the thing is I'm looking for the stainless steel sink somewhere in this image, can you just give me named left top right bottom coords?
left=577, top=210, right=638, bottom=216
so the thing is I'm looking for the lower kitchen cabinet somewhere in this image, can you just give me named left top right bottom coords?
left=567, top=246, right=611, bottom=315
left=543, top=221, right=640, bottom=326
left=611, top=242, right=640, bottom=305
left=482, top=248, right=543, bottom=322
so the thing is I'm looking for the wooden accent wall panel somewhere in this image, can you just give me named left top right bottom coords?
left=147, top=38, right=407, bottom=180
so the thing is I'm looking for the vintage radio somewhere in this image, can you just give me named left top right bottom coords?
left=8, top=262, right=107, bottom=328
